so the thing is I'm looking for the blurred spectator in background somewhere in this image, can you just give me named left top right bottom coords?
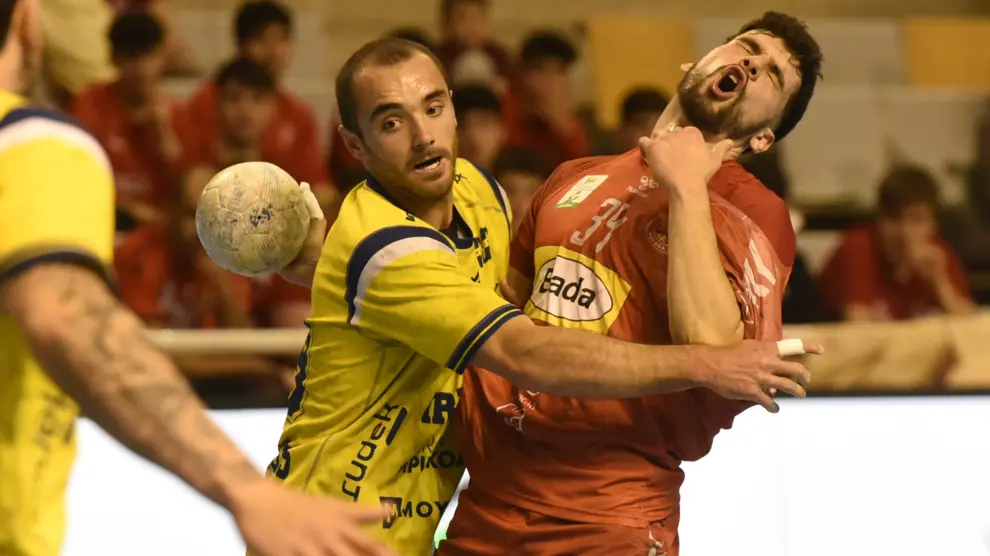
left=115, top=189, right=253, bottom=330
left=612, top=87, right=668, bottom=153
left=819, top=165, right=974, bottom=321
left=505, top=30, right=590, bottom=168
left=114, top=186, right=294, bottom=381
left=108, top=0, right=199, bottom=77
left=183, top=58, right=275, bottom=196
left=453, top=84, right=504, bottom=171
left=183, top=0, right=331, bottom=205
left=181, top=58, right=315, bottom=325
left=434, top=0, right=511, bottom=93
left=73, top=9, right=184, bottom=227
left=36, top=0, right=116, bottom=109
left=386, top=26, right=435, bottom=51
left=740, top=149, right=824, bottom=324
left=492, top=147, right=552, bottom=234
left=942, top=102, right=990, bottom=272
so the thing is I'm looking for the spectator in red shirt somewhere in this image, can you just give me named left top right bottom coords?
left=181, top=58, right=316, bottom=323
left=182, top=0, right=332, bottom=205
left=613, top=87, right=669, bottom=153
left=114, top=186, right=296, bottom=378
left=73, top=9, right=185, bottom=225
left=505, top=31, right=591, bottom=168
left=492, top=147, right=552, bottom=235
left=183, top=58, right=277, bottom=192
left=453, top=84, right=505, bottom=171
left=434, top=0, right=512, bottom=93
left=819, top=165, right=975, bottom=321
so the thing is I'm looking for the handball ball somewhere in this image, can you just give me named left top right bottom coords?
left=196, top=162, right=312, bottom=277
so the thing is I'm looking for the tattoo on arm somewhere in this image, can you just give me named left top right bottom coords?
left=4, top=263, right=260, bottom=507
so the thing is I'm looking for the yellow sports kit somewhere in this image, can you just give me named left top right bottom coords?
left=0, top=90, right=115, bottom=556
left=267, top=159, right=519, bottom=554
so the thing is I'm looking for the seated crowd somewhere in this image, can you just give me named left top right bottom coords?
left=62, top=0, right=986, bottom=396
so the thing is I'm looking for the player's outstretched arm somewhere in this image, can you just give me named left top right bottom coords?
left=473, top=317, right=820, bottom=412
left=1, top=262, right=393, bottom=556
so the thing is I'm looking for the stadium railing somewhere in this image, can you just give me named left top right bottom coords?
left=148, top=312, right=990, bottom=394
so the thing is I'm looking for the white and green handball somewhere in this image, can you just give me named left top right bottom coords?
left=195, top=161, right=319, bottom=277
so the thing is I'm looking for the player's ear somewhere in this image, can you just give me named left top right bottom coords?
left=680, top=62, right=692, bottom=72
left=14, top=0, right=42, bottom=67
left=747, top=128, right=775, bottom=154
left=338, top=125, right=367, bottom=161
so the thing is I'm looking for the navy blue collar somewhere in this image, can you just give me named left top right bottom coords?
left=365, top=173, right=475, bottom=249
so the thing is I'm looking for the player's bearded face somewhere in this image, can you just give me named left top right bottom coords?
left=676, top=31, right=800, bottom=142
left=355, top=55, right=459, bottom=202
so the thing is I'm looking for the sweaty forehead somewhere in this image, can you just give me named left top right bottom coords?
left=353, top=54, right=448, bottom=113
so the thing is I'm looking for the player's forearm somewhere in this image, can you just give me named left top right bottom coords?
left=666, top=186, right=744, bottom=345
left=481, top=319, right=701, bottom=398
left=3, top=264, right=263, bottom=510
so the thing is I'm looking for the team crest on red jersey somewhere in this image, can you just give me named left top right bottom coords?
left=645, top=216, right=668, bottom=254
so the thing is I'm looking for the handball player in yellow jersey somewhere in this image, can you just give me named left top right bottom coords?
left=270, top=37, right=816, bottom=554
left=0, top=1, right=392, bottom=555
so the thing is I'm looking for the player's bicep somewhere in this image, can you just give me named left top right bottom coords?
left=0, top=110, right=114, bottom=284
left=344, top=226, right=523, bottom=372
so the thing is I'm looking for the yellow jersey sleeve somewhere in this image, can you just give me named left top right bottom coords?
left=343, top=225, right=524, bottom=374
left=0, top=107, right=114, bottom=282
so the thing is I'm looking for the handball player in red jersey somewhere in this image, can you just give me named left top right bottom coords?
left=439, top=11, right=824, bottom=556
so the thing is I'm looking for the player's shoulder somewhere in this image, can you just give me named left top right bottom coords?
left=453, top=158, right=508, bottom=212
left=0, top=99, right=107, bottom=167
left=332, top=178, right=458, bottom=260
left=531, top=152, right=632, bottom=211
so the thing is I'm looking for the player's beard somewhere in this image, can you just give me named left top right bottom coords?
left=365, top=135, right=458, bottom=205
left=677, top=63, right=764, bottom=140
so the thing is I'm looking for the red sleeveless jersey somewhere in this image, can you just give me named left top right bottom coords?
left=458, top=149, right=795, bottom=528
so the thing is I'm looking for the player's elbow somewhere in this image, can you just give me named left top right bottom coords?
left=472, top=317, right=552, bottom=392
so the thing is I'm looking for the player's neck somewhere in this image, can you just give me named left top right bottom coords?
left=410, top=195, right=455, bottom=230
left=652, top=99, right=744, bottom=161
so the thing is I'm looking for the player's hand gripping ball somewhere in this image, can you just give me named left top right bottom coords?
left=196, top=162, right=323, bottom=277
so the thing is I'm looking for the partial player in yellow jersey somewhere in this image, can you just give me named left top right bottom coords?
left=268, top=37, right=816, bottom=554
left=0, top=1, right=392, bottom=555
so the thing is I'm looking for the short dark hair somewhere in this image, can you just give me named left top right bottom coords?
left=520, top=30, right=577, bottom=68
left=234, top=0, right=292, bottom=46
left=0, top=0, right=16, bottom=47
left=453, top=84, right=501, bottom=118
left=386, top=27, right=434, bottom=52
left=620, top=87, right=669, bottom=124
left=109, top=10, right=165, bottom=58
left=876, top=165, right=941, bottom=217
left=215, top=57, right=276, bottom=94
left=493, top=147, right=553, bottom=182
left=730, top=11, right=823, bottom=142
left=335, top=38, right=448, bottom=137
left=440, top=0, right=486, bottom=23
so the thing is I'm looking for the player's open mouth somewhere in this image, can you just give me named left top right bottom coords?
left=413, top=156, right=444, bottom=176
left=711, top=65, right=747, bottom=100
left=413, top=156, right=444, bottom=173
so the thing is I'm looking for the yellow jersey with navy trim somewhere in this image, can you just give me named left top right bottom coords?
left=267, top=158, right=519, bottom=554
left=0, top=91, right=114, bottom=556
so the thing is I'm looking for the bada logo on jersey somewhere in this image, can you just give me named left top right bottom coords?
left=526, top=246, right=631, bottom=332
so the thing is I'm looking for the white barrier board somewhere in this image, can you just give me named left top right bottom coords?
left=64, top=398, right=990, bottom=556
